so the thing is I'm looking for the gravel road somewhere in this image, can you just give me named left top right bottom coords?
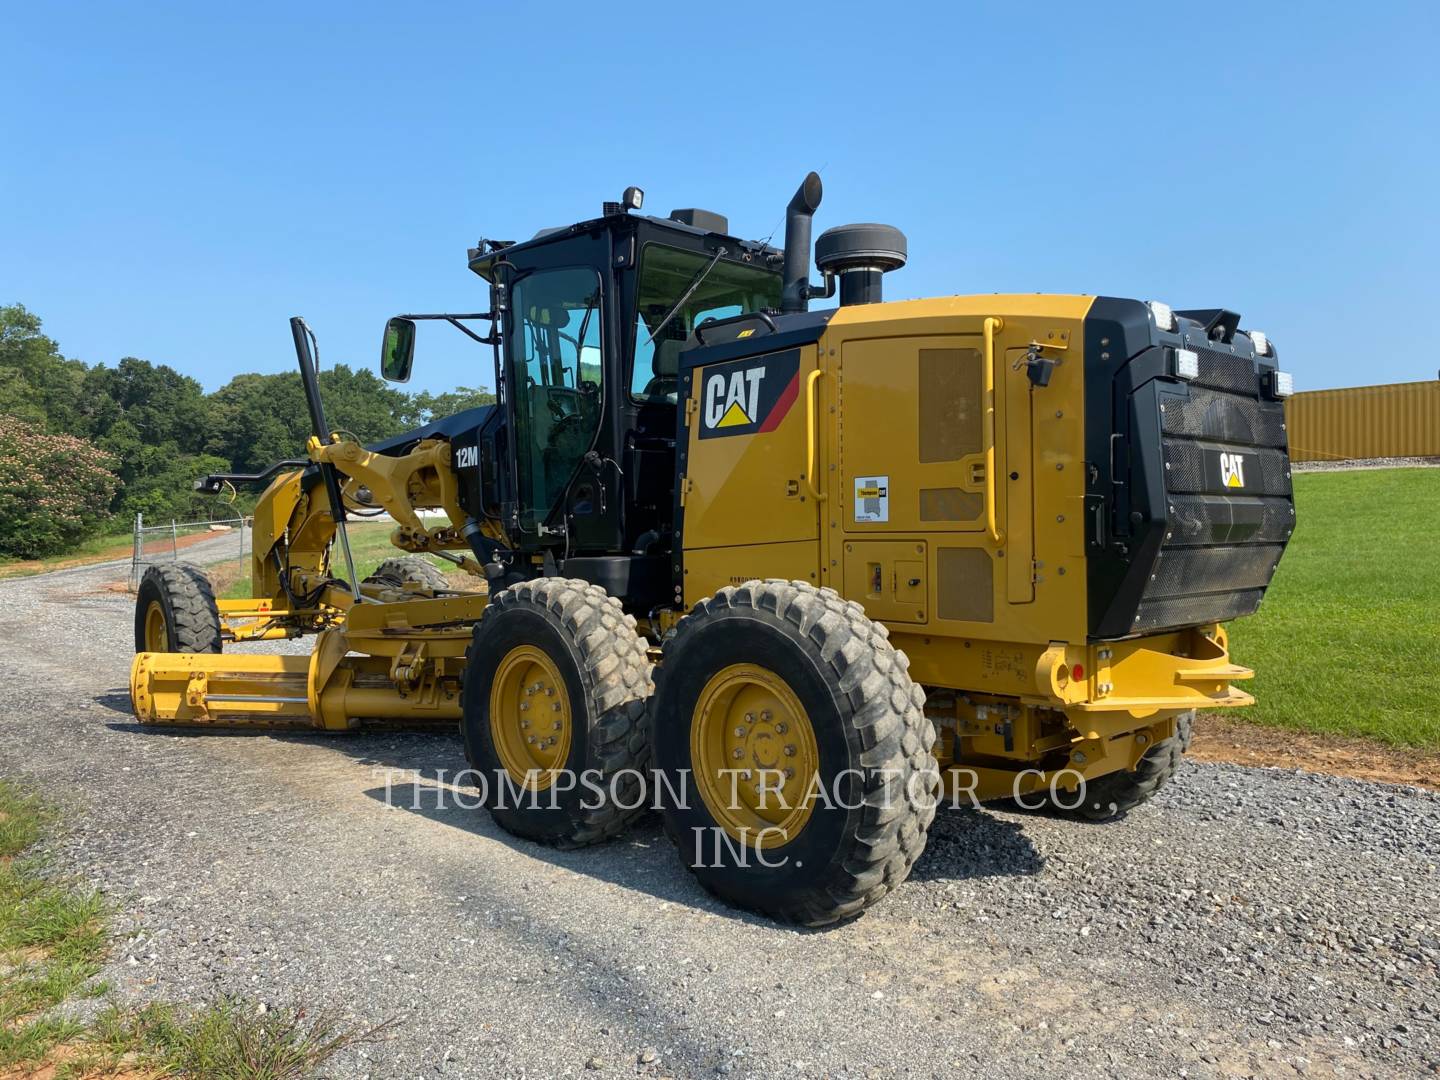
left=1, top=546, right=1436, bottom=1079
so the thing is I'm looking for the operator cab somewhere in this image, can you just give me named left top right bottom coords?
left=441, top=192, right=782, bottom=607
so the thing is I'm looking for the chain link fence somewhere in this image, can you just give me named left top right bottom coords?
left=128, top=512, right=249, bottom=592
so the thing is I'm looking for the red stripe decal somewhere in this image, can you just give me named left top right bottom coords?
left=757, top=372, right=799, bottom=433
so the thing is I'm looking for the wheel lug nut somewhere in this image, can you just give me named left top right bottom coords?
left=775, top=721, right=788, bottom=734
left=734, top=726, right=747, bottom=738
left=732, top=748, right=744, bottom=759
left=784, top=767, right=794, bottom=780
left=760, top=710, right=772, bottom=722
left=520, top=702, right=529, bottom=711
left=741, top=770, right=752, bottom=781
left=520, top=719, right=529, bottom=728
left=784, top=745, right=796, bottom=757
left=527, top=735, right=536, bottom=744
left=553, top=703, right=562, bottom=712
left=744, top=712, right=755, bottom=722
left=552, top=720, right=562, bottom=731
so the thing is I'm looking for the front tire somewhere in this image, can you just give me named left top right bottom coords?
left=134, top=563, right=222, bottom=654
left=365, top=555, right=450, bottom=592
left=651, top=580, right=939, bottom=926
left=462, top=578, right=652, bottom=848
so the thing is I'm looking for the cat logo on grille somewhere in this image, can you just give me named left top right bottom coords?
left=1219, top=452, right=1247, bottom=489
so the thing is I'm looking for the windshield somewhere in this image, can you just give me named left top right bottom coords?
left=631, top=244, right=781, bottom=404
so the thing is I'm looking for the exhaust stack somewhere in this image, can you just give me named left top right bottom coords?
left=780, top=172, right=823, bottom=314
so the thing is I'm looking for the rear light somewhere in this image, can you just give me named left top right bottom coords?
left=1174, top=348, right=1200, bottom=380
left=1147, top=300, right=1177, bottom=331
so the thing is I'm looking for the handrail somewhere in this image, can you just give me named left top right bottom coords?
left=804, top=368, right=827, bottom=502
left=983, top=316, right=1005, bottom=545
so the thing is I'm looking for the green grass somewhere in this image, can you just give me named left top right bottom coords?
left=0, top=779, right=392, bottom=1077
left=219, top=521, right=448, bottom=600
left=1227, top=468, right=1440, bottom=748
left=0, top=527, right=138, bottom=579
left=0, top=781, right=109, bottom=1069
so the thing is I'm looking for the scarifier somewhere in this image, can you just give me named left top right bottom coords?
left=130, top=175, right=1296, bottom=924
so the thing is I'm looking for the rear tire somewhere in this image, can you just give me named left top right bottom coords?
left=651, top=580, right=939, bottom=926
left=462, top=578, right=652, bottom=848
left=365, top=555, right=449, bottom=592
left=1061, top=712, right=1194, bottom=820
left=134, top=563, right=222, bottom=654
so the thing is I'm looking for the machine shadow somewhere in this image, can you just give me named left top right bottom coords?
left=354, top=766, right=1045, bottom=920
left=907, top=804, right=1045, bottom=882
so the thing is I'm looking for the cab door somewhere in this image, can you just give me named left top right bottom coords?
left=506, top=267, right=606, bottom=533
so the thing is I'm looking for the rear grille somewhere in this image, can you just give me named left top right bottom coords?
left=1147, top=543, right=1285, bottom=598
left=1160, top=387, right=1286, bottom=447
left=1163, top=442, right=1292, bottom=496
left=1166, top=494, right=1294, bottom=546
left=1133, top=589, right=1266, bottom=633
left=1189, top=346, right=1261, bottom=393
left=1127, top=348, right=1294, bottom=635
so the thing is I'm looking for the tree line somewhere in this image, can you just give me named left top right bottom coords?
left=0, top=303, right=494, bottom=558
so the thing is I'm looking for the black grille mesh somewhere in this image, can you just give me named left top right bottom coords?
left=1147, top=544, right=1285, bottom=599
left=1133, top=589, right=1266, bottom=633
left=1164, top=442, right=1292, bottom=496
left=1166, top=494, right=1295, bottom=546
left=1189, top=346, right=1261, bottom=393
left=1161, top=388, right=1286, bottom=448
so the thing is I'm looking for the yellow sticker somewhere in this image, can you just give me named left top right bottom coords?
left=737, top=328, right=755, bottom=338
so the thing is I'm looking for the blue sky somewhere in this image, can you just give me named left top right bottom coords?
left=3, top=1, right=1436, bottom=395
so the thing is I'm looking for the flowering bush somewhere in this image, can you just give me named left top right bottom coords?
left=0, top=416, right=119, bottom=558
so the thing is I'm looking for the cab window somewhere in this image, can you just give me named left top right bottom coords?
left=507, top=267, right=603, bottom=526
left=630, top=246, right=781, bottom=404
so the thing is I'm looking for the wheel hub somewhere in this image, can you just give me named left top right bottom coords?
left=489, top=645, right=571, bottom=790
left=692, top=665, right=818, bottom=848
left=143, top=601, right=168, bottom=652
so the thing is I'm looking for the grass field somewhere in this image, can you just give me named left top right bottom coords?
left=218, top=520, right=450, bottom=599
left=0, top=527, right=138, bottom=580
left=1227, top=468, right=1440, bottom=749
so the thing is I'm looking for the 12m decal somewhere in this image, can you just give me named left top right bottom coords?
left=696, top=350, right=801, bottom=439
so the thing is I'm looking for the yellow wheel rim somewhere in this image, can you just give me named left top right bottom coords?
left=143, top=601, right=168, bottom=652
left=489, top=645, right=572, bottom=791
left=691, top=664, right=819, bottom=849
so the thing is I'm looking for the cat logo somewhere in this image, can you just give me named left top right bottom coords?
left=697, top=350, right=801, bottom=439
left=1219, top=452, right=1246, bottom=489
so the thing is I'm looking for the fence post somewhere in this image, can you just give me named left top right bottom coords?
left=171, top=519, right=179, bottom=562
left=130, top=512, right=143, bottom=592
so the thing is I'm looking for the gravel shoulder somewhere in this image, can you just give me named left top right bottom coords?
left=0, top=551, right=1436, bottom=1079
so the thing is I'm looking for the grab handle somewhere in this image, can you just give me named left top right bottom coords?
left=983, top=316, right=1005, bottom=545
left=804, top=368, right=827, bottom=502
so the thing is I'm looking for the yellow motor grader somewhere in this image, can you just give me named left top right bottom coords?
left=131, top=175, right=1295, bottom=924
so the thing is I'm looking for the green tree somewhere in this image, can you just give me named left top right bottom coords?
left=403, top=385, right=496, bottom=427
left=0, top=305, right=89, bottom=433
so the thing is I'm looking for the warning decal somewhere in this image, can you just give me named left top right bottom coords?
left=696, top=350, right=801, bottom=440
left=854, top=475, right=890, bottom=523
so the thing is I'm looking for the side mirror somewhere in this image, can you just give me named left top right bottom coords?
left=380, top=317, right=416, bottom=383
